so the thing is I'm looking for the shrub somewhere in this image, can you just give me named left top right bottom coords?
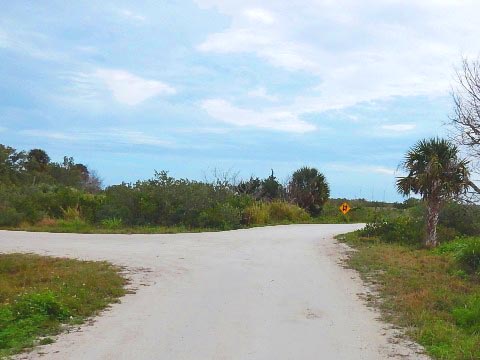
left=79, top=193, right=104, bottom=223
left=268, top=201, right=310, bottom=222
left=452, top=295, right=480, bottom=334
left=359, top=220, right=387, bottom=237
left=360, top=216, right=424, bottom=245
left=455, top=237, right=480, bottom=273
left=436, top=225, right=459, bottom=243
left=198, top=203, right=241, bottom=230
left=439, top=202, right=480, bottom=236
left=0, top=208, right=23, bottom=226
left=435, top=238, right=471, bottom=255
left=226, top=194, right=254, bottom=211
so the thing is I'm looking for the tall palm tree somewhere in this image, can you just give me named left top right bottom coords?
left=396, top=138, right=470, bottom=247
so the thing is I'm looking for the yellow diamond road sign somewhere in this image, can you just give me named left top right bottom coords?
left=339, top=202, right=351, bottom=215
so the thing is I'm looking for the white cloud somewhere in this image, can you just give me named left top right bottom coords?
left=196, top=0, right=480, bottom=111
left=370, top=166, right=396, bottom=176
left=381, top=124, right=416, bottom=132
left=20, top=129, right=76, bottom=140
left=108, top=129, right=172, bottom=147
left=198, top=28, right=319, bottom=72
left=20, top=129, right=173, bottom=147
left=327, top=162, right=396, bottom=176
left=243, top=8, right=275, bottom=24
left=94, top=69, right=176, bottom=106
left=247, top=87, right=278, bottom=101
left=201, top=98, right=315, bottom=133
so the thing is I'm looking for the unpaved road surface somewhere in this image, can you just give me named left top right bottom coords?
left=0, top=225, right=428, bottom=360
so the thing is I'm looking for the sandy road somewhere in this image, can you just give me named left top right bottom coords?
left=0, top=225, right=428, bottom=360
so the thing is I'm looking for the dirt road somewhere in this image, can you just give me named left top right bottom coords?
left=0, top=225, right=428, bottom=359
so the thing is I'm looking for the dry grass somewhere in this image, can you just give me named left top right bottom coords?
left=35, top=217, right=59, bottom=227
left=340, top=232, right=480, bottom=359
left=243, top=201, right=310, bottom=225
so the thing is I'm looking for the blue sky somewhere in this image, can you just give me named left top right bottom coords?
left=1, top=1, right=479, bottom=201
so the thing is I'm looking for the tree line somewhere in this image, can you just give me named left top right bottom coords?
left=0, top=145, right=101, bottom=192
left=0, top=145, right=331, bottom=230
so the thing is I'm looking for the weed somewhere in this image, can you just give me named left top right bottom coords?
left=61, top=205, right=81, bottom=221
left=101, top=217, right=123, bottom=229
left=243, top=203, right=270, bottom=225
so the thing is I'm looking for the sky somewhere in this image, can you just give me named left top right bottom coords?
left=1, top=1, right=480, bottom=201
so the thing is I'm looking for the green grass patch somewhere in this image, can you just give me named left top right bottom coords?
left=1, top=222, right=219, bottom=234
left=338, top=232, right=480, bottom=359
left=0, top=253, right=126, bottom=357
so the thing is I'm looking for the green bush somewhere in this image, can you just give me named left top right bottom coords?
left=439, top=202, right=480, bottom=237
left=0, top=208, right=24, bottom=226
left=97, top=172, right=236, bottom=228
left=436, top=225, right=459, bottom=243
left=452, top=295, right=480, bottom=334
left=455, top=238, right=480, bottom=273
left=360, top=216, right=424, bottom=245
left=435, top=238, right=471, bottom=255
left=78, top=193, right=104, bottom=223
left=198, top=203, right=241, bottom=230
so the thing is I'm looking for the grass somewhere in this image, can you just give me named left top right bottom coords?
left=1, top=221, right=219, bottom=234
left=2, top=209, right=315, bottom=234
left=337, top=232, right=480, bottom=360
left=0, top=253, right=126, bottom=357
left=243, top=201, right=311, bottom=225
left=3, top=221, right=318, bottom=234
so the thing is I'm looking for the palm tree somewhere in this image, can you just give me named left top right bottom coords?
left=396, top=138, right=470, bottom=247
left=288, top=167, right=330, bottom=216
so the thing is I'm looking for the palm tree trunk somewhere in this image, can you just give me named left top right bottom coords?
left=425, top=200, right=440, bottom=248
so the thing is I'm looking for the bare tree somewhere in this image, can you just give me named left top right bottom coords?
left=451, top=57, right=480, bottom=197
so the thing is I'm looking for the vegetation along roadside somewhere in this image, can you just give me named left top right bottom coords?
left=338, top=231, right=480, bottom=360
left=0, top=253, right=126, bottom=358
left=334, top=130, right=480, bottom=359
